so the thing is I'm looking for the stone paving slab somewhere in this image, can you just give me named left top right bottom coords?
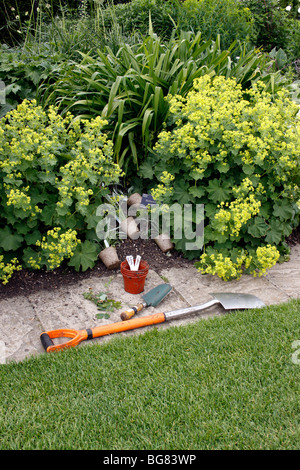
left=0, top=295, right=42, bottom=362
left=0, top=245, right=299, bottom=363
left=161, top=267, right=291, bottom=307
left=30, top=270, right=184, bottom=329
left=266, top=245, right=300, bottom=298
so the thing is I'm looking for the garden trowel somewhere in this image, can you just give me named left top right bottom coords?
left=120, top=283, right=172, bottom=321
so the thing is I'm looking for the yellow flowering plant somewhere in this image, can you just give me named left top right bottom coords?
left=0, top=100, right=123, bottom=284
left=141, top=75, right=300, bottom=280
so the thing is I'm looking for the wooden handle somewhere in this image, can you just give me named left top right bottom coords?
left=121, top=303, right=145, bottom=321
left=92, top=312, right=166, bottom=339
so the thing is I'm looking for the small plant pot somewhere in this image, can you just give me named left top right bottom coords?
left=127, top=193, right=142, bottom=207
left=120, top=259, right=149, bottom=294
left=120, top=216, right=140, bottom=239
left=98, top=246, right=120, bottom=270
left=154, top=233, right=174, bottom=253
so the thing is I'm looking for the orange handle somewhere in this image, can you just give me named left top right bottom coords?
left=92, top=312, right=166, bottom=338
left=120, top=303, right=145, bottom=321
left=40, top=312, right=166, bottom=353
left=40, top=328, right=88, bottom=353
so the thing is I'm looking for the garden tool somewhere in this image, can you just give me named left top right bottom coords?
left=40, top=292, right=265, bottom=353
left=120, top=283, right=172, bottom=321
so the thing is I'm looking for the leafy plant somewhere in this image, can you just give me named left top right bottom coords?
left=83, top=287, right=122, bottom=319
left=177, top=0, right=255, bottom=49
left=143, top=75, right=300, bottom=280
left=101, top=0, right=256, bottom=49
left=101, top=0, right=177, bottom=41
left=0, top=99, right=123, bottom=284
left=242, top=0, right=300, bottom=66
left=0, top=43, right=74, bottom=118
left=0, top=0, right=85, bottom=45
left=40, top=28, right=286, bottom=176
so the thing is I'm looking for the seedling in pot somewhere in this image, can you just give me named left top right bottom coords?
left=97, top=192, right=122, bottom=269
left=105, top=189, right=141, bottom=240
left=98, top=239, right=120, bottom=270
left=149, top=218, right=174, bottom=253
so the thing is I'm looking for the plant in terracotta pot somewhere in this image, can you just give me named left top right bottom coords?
left=149, top=209, right=174, bottom=253
left=97, top=190, right=123, bottom=269
left=154, top=233, right=174, bottom=253
left=98, top=238, right=120, bottom=270
left=106, top=189, right=140, bottom=240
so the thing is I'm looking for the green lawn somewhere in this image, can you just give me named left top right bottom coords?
left=0, top=299, right=300, bottom=450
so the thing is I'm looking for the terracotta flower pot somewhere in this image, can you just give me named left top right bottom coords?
left=120, top=259, right=149, bottom=294
left=98, top=246, right=120, bottom=269
left=154, top=233, right=174, bottom=253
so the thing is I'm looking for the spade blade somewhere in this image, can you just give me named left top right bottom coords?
left=210, top=292, right=266, bottom=310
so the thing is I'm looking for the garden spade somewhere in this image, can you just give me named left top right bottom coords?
left=120, top=283, right=172, bottom=321
left=40, top=292, right=265, bottom=353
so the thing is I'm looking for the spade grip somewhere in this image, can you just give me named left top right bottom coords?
left=121, top=303, right=145, bottom=321
left=40, top=312, right=166, bottom=353
left=120, top=284, right=172, bottom=321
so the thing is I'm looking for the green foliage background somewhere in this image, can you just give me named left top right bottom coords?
left=142, top=75, right=300, bottom=277
left=0, top=101, right=122, bottom=282
left=0, top=0, right=299, bottom=282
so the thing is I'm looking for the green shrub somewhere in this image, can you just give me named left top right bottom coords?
left=177, top=0, right=255, bottom=49
left=0, top=99, right=122, bottom=284
left=0, top=44, right=72, bottom=118
left=102, top=0, right=176, bottom=40
left=41, top=30, right=286, bottom=177
left=143, top=75, right=300, bottom=280
left=103, top=0, right=256, bottom=49
left=242, top=0, right=300, bottom=65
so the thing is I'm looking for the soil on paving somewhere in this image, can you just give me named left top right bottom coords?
left=0, top=223, right=299, bottom=301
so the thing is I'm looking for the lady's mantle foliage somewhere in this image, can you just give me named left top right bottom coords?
left=0, top=100, right=122, bottom=284
left=147, top=75, right=300, bottom=280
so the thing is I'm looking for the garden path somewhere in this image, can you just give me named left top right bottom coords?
left=0, top=244, right=299, bottom=364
